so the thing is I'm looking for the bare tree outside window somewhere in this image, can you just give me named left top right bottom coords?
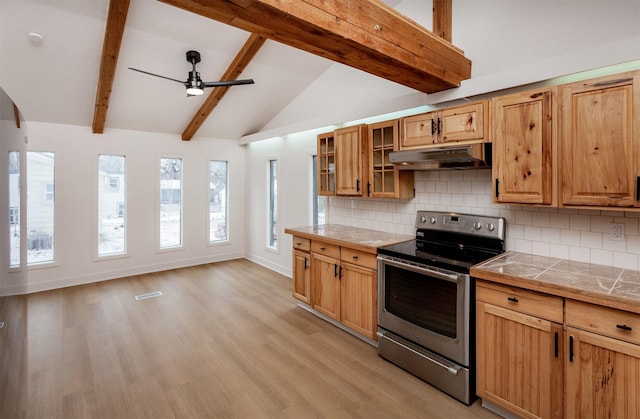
left=160, top=157, right=182, bottom=248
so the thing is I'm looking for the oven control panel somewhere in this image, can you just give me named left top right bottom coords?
left=416, top=211, right=505, bottom=240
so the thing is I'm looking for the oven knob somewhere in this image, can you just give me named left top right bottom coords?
left=429, top=217, right=437, bottom=224
left=420, top=216, right=427, bottom=223
left=473, top=221, right=482, bottom=230
left=487, top=223, right=495, bottom=231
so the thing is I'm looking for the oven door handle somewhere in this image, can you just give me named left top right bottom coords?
left=379, top=332, right=461, bottom=375
left=378, top=256, right=462, bottom=283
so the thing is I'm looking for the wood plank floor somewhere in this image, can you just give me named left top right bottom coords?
left=1, top=259, right=499, bottom=418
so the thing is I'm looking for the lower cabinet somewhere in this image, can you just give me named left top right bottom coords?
left=565, top=299, right=640, bottom=419
left=477, top=280, right=640, bottom=419
left=294, top=239, right=378, bottom=340
left=476, top=281, right=564, bottom=419
left=291, top=236, right=311, bottom=303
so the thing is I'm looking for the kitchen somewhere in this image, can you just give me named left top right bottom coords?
left=2, top=0, right=640, bottom=417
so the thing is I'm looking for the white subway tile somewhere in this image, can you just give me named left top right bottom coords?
left=540, top=228, right=561, bottom=243
left=569, top=247, right=590, bottom=263
left=531, top=241, right=550, bottom=257
left=549, top=244, right=570, bottom=260
left=570, top=214, right=591, bottom=231
left=515, top=211, right=532, bottom=226
left=613, top=252, right=639, bottom=270
left=615, top=216, right=639, bottom=236
left=531, top=212, right=550, bottom=227
left=560, top=229, right=581, bottom=246
left=581, top=232, right=603, bottom=249
left=515, top=239, right=532, bottom=253
left=524, top=226, right=542, bottom=241
left=590, top=215, right=614, bottom=233
left=590, top=249, right=613, bottom=266
left=549, top=213, right=571, bottom=229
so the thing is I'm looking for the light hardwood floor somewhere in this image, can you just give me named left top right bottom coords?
left=1, top=259, right=499, bottom=418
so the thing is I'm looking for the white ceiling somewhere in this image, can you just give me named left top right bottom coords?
left=1, top=0, right=639, bottom=143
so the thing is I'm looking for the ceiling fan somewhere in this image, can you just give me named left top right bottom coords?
left=128, top=50, right=254, bottom=96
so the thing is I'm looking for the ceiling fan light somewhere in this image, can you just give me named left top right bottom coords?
left=186, top=87, right=204, bottom=96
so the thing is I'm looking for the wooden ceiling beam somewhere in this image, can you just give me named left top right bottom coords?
left=182, top=33, right=266, bottom=141
left=13, top=103, right=20, bottom=129
left=92, top=0, right=130, bottom=134
left=158, top=0, right=471, bottom=94
left=433, top=0, right=452, bottom=43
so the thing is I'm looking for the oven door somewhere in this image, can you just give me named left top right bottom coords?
left=377, top=255, right=472, bottom=366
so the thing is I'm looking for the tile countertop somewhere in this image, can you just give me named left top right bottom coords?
left=284, top=224, right=414, bottom=254
left=471, top=252, right=640, bottom=315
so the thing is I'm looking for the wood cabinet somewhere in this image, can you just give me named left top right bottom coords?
left=335, top=124, right=367, bottom=196
left=476, top=281, right=564, bottom=418
left=307, top=240, right=378, bottom=340
left=477, top=280, right=640, bottom=418
left=317, top=131, right=335, bottom=196
left=492, top=88, right=555, bottom=205
left=559, top=71, right=640, bottom=208
left=400, top=101, right=487, bottom=149
left=292, top=236, right=311, bottom=303
left=367, top=120, right=414, bottom=198
left=565, top=299, right=640, bottom=418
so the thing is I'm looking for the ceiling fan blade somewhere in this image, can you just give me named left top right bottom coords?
left=128, top=67, right=187, bottom=85
left=202, top=79, right=255, bottom=88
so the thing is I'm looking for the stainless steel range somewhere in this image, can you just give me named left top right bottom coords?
left=377, top=211, right=505, bottom=405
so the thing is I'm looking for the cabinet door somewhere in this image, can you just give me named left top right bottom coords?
left=493, top=90, right=554, bottom=204
left=335, top=125, right=366, bottom=196
left=340, top=261, right=377, bottom=340
left=439, top=101, right=486, bottom=143
left=368, top=120, right=414, bottom=199
left=476, top=302, right=564, bottom=419
left=560, top=72, right=640, bottom=207
left=566, top=327, right=640, bottom=419
left=317, top=131, right=335, bottom=196
left=292, top=250, right=311, bottom=304
left=311, top=253, right=341, bottom=321
left=400, top=112, right=438, bottom=149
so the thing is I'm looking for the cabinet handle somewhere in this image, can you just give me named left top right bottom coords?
left=304, top=257, right=308, bottom=270
left=431, top=119, right=436, bottom=136
left=616, top=324, right=633, bottom=331
left=367, top=182, right=371, bottom=197
left=636, top=176, right=639, bottom=201
left=334, top=263, right=338, bottom=277
left=495, top=179, right=500, bottom=199
left=437, top=118, right=442, bottom=135
left=507, top=297, right=519, bottom=303
left=356, top=179, right=361, bottom=192
left=569, top=335, right=574, bottom=362
left=554, top=332, right=559, bottom=358
left=339, top=266, right=343, bottom=279
left=352, top=255, right=359, bottom=260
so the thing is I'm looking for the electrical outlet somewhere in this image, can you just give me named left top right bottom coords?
left=610, top=223, right=625, bottom=241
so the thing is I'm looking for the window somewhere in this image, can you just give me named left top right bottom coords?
left=268, top=159, right=278, bottom=249
left=312, top=155, right=326, bottom=225
left=159, top=157, right=182, bottom=248
left=98, top=155, right=126, bottom=256
left=209, top=160, right=228, bottom=242
left=9, top=151, right=20, bottom=268
left=27, top=151, right=55, bottom=265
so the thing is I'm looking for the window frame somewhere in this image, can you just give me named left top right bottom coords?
left=267, top=158, right=279, bottom=251
left=26, top=151, right=56, bottom=267
left=97, top=154, right=127, bottom=259
left=208, top=159, right=229, bottom=244
left=158, top=156, right=184, bottom=251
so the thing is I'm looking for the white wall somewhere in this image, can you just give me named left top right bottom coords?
left=243, top=131, right=321, bottom=275
left=1, top=122, right=246, bottom=295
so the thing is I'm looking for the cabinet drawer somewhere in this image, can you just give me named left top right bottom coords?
left=311, top=241, right=340, bottom=259
left=341, top=247, right=377, bottom=270
left=292, top=236, right=310, bottom=252
left=566, top=299, right=640, bottom=345
left=476, top=281, right=563, bottom=323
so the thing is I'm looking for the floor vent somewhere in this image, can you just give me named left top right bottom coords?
left=134, top=291, right=163, bottom=301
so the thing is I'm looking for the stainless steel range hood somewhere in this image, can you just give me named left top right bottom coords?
left=389, top=143, right=492, bottom=171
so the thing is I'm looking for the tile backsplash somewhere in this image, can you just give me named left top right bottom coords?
left=327, top=169, right=640, bottom=270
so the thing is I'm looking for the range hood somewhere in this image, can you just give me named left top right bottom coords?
left=389, top=143, right=492, bottom=171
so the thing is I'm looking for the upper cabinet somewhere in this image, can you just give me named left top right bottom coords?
left=492, top=89, right=555, bottom=205
left=559, top=72, right=640, bottom=208
left=367, top=120, right=414, bottom=199
left=317, top=131, right=335, bottom=196
left=335, top=124, right=367, bottom=196
left=400, top=101, right=487, bottom=149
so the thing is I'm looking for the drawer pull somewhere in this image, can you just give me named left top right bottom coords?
left=320, top=247, right=326, bottom=251
left=507, top=297, right=519, bottom=303
left=616, top=324, right=633, bottom=331
left=352, top=255, right=358, bottom=259
left=296, top=242, right=302, bottom=246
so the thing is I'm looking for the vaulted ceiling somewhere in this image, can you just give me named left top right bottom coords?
left=1, top=0, right=639, bottom=144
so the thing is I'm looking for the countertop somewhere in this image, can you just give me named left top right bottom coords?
left=284, top=224, right=413, bottom=254
left=471, top=252, right=640, bottom=314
